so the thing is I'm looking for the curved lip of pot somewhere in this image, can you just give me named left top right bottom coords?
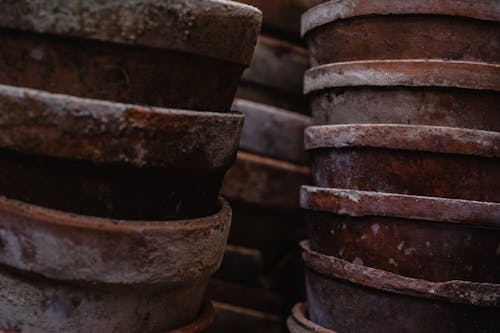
left=287, top=302, right=338, bottom=333
left=0, top=84, right=244, bottom=170
left=221, top=151, right=311, bottom=211
left=233, top=98, right=312, bottom=164
left=167, top=301, right=215, bottom=333
left=301, top=240, right=500, bottom=308
left=0, top=196, right=232, bottom=285
left=301, top=186, right=500, bottom=228
left=301, top=0, right=500, bottom=36
left=304, top=124, right=500, bottom=158
left=0, top=0, right=262, bottom=65
left=304, top=60, right=500, bottom=94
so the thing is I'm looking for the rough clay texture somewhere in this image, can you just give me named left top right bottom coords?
left=302, top=0, right=500, bottom=35
left=221, top=151, right=311, bottom=211
left=301, top=186, right=500, bottom=226
left=301, top=241, right=500, bottom=306
left=309, top=86, right=500, bottom=131
left=304, top=124, right=500, bottom=158
left=0, top=84, right=243, bottom=169
left=0, top=0, right=262, bottom=64
left=304, top=60, right=500, bottom=94
left=242, top=35, right=309, bottom=95
left=0, top=197, right=232, bottom=284
left=305, top=15, right=500, bottom=65
left=0, top=267, right=207, bottom=333
left=234, top=98, right=311, bottom=165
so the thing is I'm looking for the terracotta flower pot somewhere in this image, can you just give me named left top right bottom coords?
left=236, top=35, right=309, bottom=113
left=0, top=84, right=243, bottom=220
left=301, top=186, right=500, bottom=283
left=305, top=60, right=500, bottom=130
left=0, top=0, right=262, bottom=111
left=234, top=98, right=311, bottom=165
left=305, top=124, right=500, bottom=202
left=0, top=197, right=231, bottom=333
left=302, top=241, right=500, bottom=333
left=302, top=0, right=500, bottom=65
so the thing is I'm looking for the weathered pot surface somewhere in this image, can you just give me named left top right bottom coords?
left=287, top=303, right=337, bottom=333
left=221, top=151, right=311, bottom=212
left=0, top=1, right=262, bottom=110
left=0, top=197, right=230, bottom=333
left=302, top=241, right=500, bottom=333
left=0, top=84, right=243, bottom=219
left=0, top=0, right=262, bottom=65
left=302, top=0, right=500, bottom=65
left=305, top=124, right=500, bottom=202
left=306, top=60, right=500, bottom=130
left=236, top=34, right=309, bottom=114
left=0, top=196, right=231, bottom=284
left=234, top=98, right=311, bottom=165
left=301, top=186, right=500, bottom=283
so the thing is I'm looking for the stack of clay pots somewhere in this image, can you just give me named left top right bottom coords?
left=206, top=1, right=316, bottom=331
left=0, top=1, right=261, bottom=332
left=289, top=1, right=500, bottom=332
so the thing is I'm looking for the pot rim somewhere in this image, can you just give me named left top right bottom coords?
left=301, top=186, right=500, bottom=228
left=221, top=151, right=310, bottom=210
left=0, top=196, right=232, bottom=285
left=233, top=98, right=311, bottom=164
left=301, top=241, right=500, bottom=307
left=287, top=302, right=338, bottom=333
left=304, top=60, right=500, bottom=94
left=302, top=0, right=500, bottom=36
left=0, top=0, right=262, bottom=65
left=0, top=84, right=244, bottom=169
left=304, top=124, right=500, bottom=158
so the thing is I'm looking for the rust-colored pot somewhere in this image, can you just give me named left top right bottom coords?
left=305, top=125, right=500, bottom=202
left=302, top=0, right=500, bottom=65
left=0, top=197, right=231, bottom=333
left=234, top=99, right=311, bottom=165
left=305, top=60, right=500, bottom=130
left=236, top=34, right=309, bottom=114
left=287, top=303, right=337, bottom=333
left=301, top=186, right=500, bottom=283
left=0, top=84, right=243, bottom=220
left=302, top=241, right=500, bottom=333
left=0, top=0, right=262, bottom=111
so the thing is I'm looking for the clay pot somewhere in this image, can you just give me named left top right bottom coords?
left=0, top=0, right=262, bottom=111
left=305, top=125, right=500, bottom=202
left=0, top=197, right=231, bottom=333
left=236, top=34, right=309, bottom=114
left=287, top=303, right=337, bottom=333
left=0, top=84, right=243, bottom=220
left=302, top=241, right=500, bottom=333
left=305, top=60, right=500, bottom=130
left=234, top=99, right=311, bottom=165
left=222, top=151, right=310, bottom=212
left=301, top=186, right=500, bottom=283
left=302, top=0, right=500, bottom=65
